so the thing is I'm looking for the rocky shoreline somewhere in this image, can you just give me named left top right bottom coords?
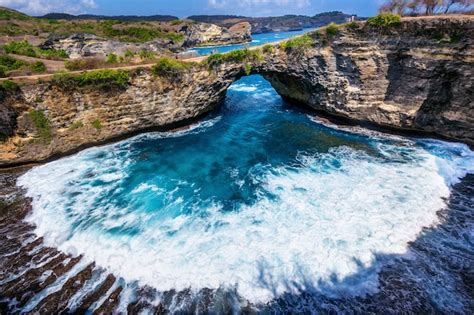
left=1, top=161, right=473, bottom=313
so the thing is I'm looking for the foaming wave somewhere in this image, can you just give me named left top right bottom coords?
left=127, top=115, right=222, bottom=143
left=307, top=115, right=408, bottom=142
left=228, top=83, right=259, bottom=93
left=17, top=140, right=474, bottom=304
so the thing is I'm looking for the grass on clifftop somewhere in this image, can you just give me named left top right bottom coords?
left=0, top=55, right=49, bottom=77
left=3, top=41, right=68, bottom=59
left=0, top=55, right=27, bottom=76
left=52, top=69, right=130, bottom=89
left=101, top=23, right=184, bottom=43
left=151, top=57, right=193, bottom=75
left=207, top=49, right=264, bottom=68
left=0, top=10, right=185, bottom=43
left=280, top=34, right=314, bottom=50
left=367, top=13, right=401, bottom=28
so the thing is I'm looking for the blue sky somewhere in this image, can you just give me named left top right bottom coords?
left=0, top=0, right=383, bottom=17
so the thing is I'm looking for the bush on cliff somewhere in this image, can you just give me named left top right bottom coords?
left=52, top=69, right=130, bottom=89
left=0, top=80, right=19, bottom=100
left=3, top=40, right=68, bottom=59
left=31, top=61, right=46, bottom=73
left=262, top=44, right=274, bottom=54
left=28, top=109, right=52, bottom=143
left=0, top=55, right=27, bottom=71
left=325, top=23, right=340, bottom=37
left=367, top=13, right=401, bottom=28
left=207, top=49, right=263, bottom=69
left=106, top=53, right=118, bottom=64
left=151, top=57, right=193, bottom=77
left=91, top=119, right=103, bottom=130
left=139, top=50, right=156, bottom=60
left=280, top=34, right=313, bottom=51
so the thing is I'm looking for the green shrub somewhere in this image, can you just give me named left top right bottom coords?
left=0, top=80, right=19, bottom=100
left=91, top=119, right=102, bottom=130
left=124, top=50, right=135, bottom=58
left=69, top=120, right=84, bottom=130
left=166, top=32, right=185, bottom=42
left=171, top=19, right=184, bottom=26
left=151, top=57, right=192, bottom=76
left=280, top=34, right=313, bottom=50
left=346, top=21, right=359, bottom=30
left=3, top=40, right=36, bottom=57
left=139, top=50, right=155, bottom=60
left=0, top=80, right=18, bottom=90
left=28, top=109, right=52, bottom=142
left=325, top=23, right=339, bottom=37
left=0, top=8, right=29, bottom=20
left=207, top=49, right=263, bottom=68
left=106, top=53, right=118, bottom=64
left=244, top=63, right=252, bottom=75
left=0, top=55, right=27, bottom=71
left=40, top=48, right=68, bottom=59
left=52, top=69, right=130, bottom=89
left=367, top=13, right=401, bottom=28
left=262, top=44, right=274, bottom=54
left=3, top=40, right=68, bottom=59
left=75, top=69, right=130, bottom=88
left=0, top=66, right=5, bottom=78
left=31, top=61, right=46, bottom=73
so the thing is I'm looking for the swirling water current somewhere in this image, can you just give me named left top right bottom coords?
left=18, top=75, right=474, bottom=311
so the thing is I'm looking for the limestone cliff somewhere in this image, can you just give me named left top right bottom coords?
left=0, top=16, right=472, bottom=167
left=258, top=16, right=473, bottom=144
left=183, top=22, right=251, bottom=47
left=0, top=65, right=241, bottom=166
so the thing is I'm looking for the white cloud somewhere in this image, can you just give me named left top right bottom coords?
left=208, top=0, right=310, bottom=10
left=0, top=0, right=98, bottom=15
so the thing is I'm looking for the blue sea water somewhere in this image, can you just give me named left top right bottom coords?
left=187, top=28, right=314, bottom=55
left=19, top=75, right=474, bottom=310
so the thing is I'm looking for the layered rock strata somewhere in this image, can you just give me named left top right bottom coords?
left=0, top=16, right=472, bottom=167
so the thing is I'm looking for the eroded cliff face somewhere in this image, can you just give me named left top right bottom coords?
left=0, top=65, right=242, bottom=166
left=183, top=22, right=251, bottom=47
left=259, top=16, right=473, bottom=143
left=0, top=16, right=472, bottom=167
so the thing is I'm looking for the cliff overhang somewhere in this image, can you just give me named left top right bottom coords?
left=1, top=16, right=473, bottom=167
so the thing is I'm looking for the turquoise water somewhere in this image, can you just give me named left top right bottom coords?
left=187, top=28, right=314, bottom=55
left=19, top=75, right=474, bottom=309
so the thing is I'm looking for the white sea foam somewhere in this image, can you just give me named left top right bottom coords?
left=228, top=83, right=258, bottom=93
left=17, top=138, right=474, bottom=304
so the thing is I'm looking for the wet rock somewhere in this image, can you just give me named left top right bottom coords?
left=93, top=286, right=123, bottom=314
left=75, top=274, right=116, bottom=313
left=31, top=263, right=95, bottom=313
left=259, top=16, right=474, bottom=144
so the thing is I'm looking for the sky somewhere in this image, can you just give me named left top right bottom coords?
left=0, top=0, right=384, bottom=17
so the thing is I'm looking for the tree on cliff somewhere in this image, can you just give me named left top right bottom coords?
left=379, top=0, right=472, bottom=15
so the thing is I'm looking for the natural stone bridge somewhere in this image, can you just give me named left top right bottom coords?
left=0, top=16, right=473, bottom=167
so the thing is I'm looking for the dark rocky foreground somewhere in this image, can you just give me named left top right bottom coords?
left=0, top=166, right=473, bottom=314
